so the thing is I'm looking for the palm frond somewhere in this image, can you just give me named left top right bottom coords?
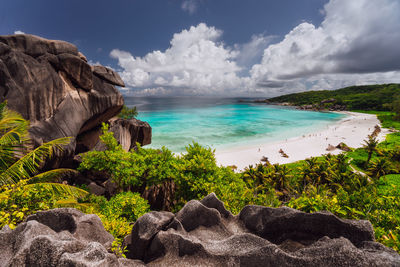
left=27, top=168, right=79, bottom=184
left=0, top=137, right=72, bottom=185
left=0, top=120, right=29, bottom=146
left=23, top=183, right=88, bottom=198
left=0, top=146, right=18, bottom=172
left=0, top=109, right=28, bottom=133
left=0, top=105, right=30, bottom=171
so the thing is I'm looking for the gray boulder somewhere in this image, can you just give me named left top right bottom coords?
left=91, top=118, right=152, bottom=152
left=108, top=118, right=152, bottom=151
left=2, top=200, right=399, bottom=266
left=0, top=208, right=144, bottom=266
left=126, top=193, right=400, bottom=266
left=57, top=53, right=93, bottom=91
left=26, top=208, right=114, bottom=247
left=0, top=34, right=78, bottom=57
left=92, top=65, right=125, bottom=87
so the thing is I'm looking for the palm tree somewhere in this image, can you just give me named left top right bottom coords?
left=299, top=157, right=319, bottom=188
left=368, top=158, right=392, bottom=181
left=0, top=101, right=87, bottom=198
left=363, top=135, right=379, bottom=166
left=270, top=164, right=291, bottom=192
left=242, top=164, right=271, bottom=197
left=335, top=153, right=349, bottom=172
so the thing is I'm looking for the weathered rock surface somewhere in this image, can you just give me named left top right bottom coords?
left=92, top=65, right=125, bottom=87
left=0, top=34, right=151, bottom=167
left=0, top=208, right=144, bottom=266
left=1, top=197, right=400, bottom=266
left=79, top=117, right=152, bottom=154
left=336, top=142, right=352, bottom=152
left=326, top=144, right=336, bottom=151
left=126, top=193, right=400, bottom=266
left=0, top=34, right=122, bottom=157
left=94, top=118, right=152, bottom=152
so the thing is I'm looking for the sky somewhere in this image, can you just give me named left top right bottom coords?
left=1, top=0, right=400, bottom=97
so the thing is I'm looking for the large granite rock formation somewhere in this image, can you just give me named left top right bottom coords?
left=0, top=34, right=151, bottom=166
left=125, top=193, right=400, bottom=266
left=0, top=208, right=144, bottom=266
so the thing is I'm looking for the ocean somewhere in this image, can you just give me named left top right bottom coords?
left=124, top=96, right=345, bottom=153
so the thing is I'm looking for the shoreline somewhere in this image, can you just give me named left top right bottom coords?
left=215, top=111, right=391, bottom=170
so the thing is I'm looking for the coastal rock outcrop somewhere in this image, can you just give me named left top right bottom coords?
left=1, top=196, right=399, bottom=266
left=336, top=142, right=352, bottom=152
left=93, top=118, right=152, bottom=152
left=0, top=208, right=144, bottom=266
left=125, top=193, right=400, bottom=266
left=75, top=117, right=152, bottom=154
left=0, top=34, right=151, bottom=166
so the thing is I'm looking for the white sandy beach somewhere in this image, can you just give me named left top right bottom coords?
left=215, top=112, right=391, bottom=170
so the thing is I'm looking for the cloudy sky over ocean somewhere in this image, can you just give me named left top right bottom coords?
left=2, top=0, right=400, bottom=96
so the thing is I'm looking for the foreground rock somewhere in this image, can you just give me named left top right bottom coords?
left=0, top=34, right=151, bottom=166
left=126, top=193, right=400, bottom=266
left=2, top=196, right=399, bottom=266
left=0, top=208, right=144, bottom=266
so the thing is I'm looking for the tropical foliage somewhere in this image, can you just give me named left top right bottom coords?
left=0, top=102, right=151, bottom=255
left=118, top=105, right=138, bottom=119
left=0, top=101, right=88, bottom=228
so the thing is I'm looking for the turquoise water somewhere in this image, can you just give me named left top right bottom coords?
left=127, top=97, right=345, bottom=152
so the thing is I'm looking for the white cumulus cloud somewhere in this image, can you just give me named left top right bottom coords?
left=111, top=23, right=247, bottom=96
left=111, top=0, right=400, bottom=96
left=251, top=0, right=400, bottom=87
left=14, top=30, right=25, bottom=34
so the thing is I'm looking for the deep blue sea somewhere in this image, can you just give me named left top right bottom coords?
left=124, top=97, right=345, bottom=152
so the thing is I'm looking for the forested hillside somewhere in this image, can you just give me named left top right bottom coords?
left=267, top=84, right=400, bottom=111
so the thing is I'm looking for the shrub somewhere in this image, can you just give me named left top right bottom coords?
left=102, top=191, right=150, bottom=222
left=0, top=181, right=75, bottom=229
left=118, top=105, right=138, bottom=119
left=79, top=124, right=179, bottom=192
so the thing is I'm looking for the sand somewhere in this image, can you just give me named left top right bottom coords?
left=215, top=112, right=391, bottom=171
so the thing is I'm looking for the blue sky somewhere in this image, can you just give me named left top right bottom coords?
left=1, top=0, right=400, bottom=96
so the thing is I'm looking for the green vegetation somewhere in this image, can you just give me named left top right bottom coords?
left=1, top=98, right=400, bottom=254
left=378, top=174, right=400, bottom=194
left=79, top=124, right=266, bottom=214
left=0, top=102, right=148, bottom=255
left=268, top=83, right=400, bottom=111
left=0, top=101, right=87, bottom=229
left=363, top=135, right=379, bottom=166
left=118, top=105, right=138, bottom=119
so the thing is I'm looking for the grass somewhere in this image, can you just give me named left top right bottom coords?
left=378, top=174, right=400, bottom=194
left=379, top=132, right=400, bottom=150
left=347, top=148, right=370, bottom=171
